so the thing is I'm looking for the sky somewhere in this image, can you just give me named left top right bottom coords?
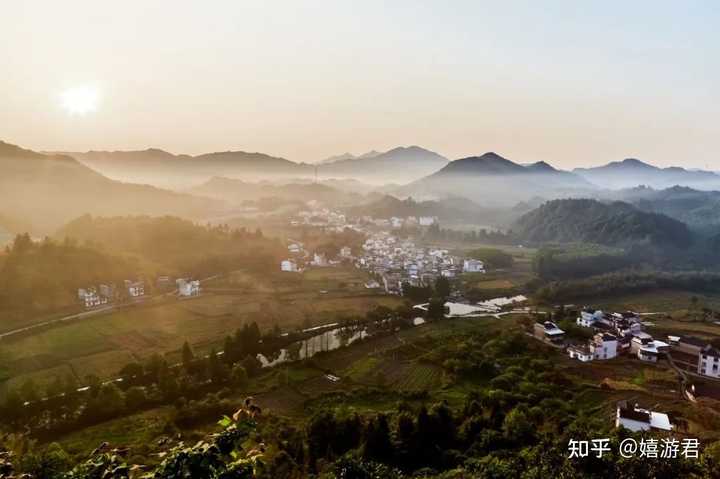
left=1, top=0, right=718, bottom=169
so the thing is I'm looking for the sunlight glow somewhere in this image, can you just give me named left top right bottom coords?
left=61, top=86, right=100, bottom=115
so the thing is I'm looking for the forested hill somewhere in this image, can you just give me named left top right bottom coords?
left=513, top=199, right=693, bottom=248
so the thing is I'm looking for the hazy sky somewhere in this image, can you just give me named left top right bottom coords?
left=1, top=1, right=718, bottom=168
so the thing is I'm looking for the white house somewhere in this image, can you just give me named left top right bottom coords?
left=533, top=321, right=565, bottom=344
left=615, top=401, right=673, bottom=432
left=698, top=345, right=720, bottom=378
left=577, top=308, right=604, bottom=327
left=177, top=278, right=201, bottom=297
left=281, top=259, right=298, bottom=272
left=340, top=246, right=353, bottom=258
left=568, top=344, right=594, bottom=362
left=312, top=253, right=329, bottom=267
left=124, top=280, right=145, bottom=298
left=78, top=287, right=108, bottom=309
left=632, top=336, right=669, bottom=362
left=463, top=259, right=485, bottom=273
left=419, top=216, right=436, bottom=226
left=590, top=333, right=618, bottom=360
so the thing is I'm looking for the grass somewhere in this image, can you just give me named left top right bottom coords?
left=57, top=406, right=174, bottom=459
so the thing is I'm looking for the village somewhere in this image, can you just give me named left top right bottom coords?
left=532, top=306, right=720, bottom=434
left=282, top=206, right=485, bottom=295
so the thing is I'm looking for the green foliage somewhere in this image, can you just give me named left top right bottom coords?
left=536, top=270, right=720, bottom=303
left=515, top=199, right=693, bottom=248
left=533, top=244, right=633, bottom=280
left=467, top=248, right=514, bottom=269
left=57, top=215, right=283, bottom=276
left=0, top=234, right=139, bottom=318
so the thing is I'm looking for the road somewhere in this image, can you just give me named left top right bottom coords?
left=0, top=274, right=223, bottom=341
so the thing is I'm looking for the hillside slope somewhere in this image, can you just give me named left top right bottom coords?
left=319, top=146, right=448, bottom=184
left=574, top=159, right=720, bottom=190
left=514, top=198, right=693, bottom=248
left=400, top=152, right=593, bottom=205
left=68, top=148, right=312, bottom=188
left=0, top=141, right=218, bottom=234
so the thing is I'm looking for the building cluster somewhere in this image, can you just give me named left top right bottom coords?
left=78, top=276, right=201, bottom=309
left=566, top=309, right=669, bottom=363
left=291, top=208, right=352, bottom=233
left=356, top=232, right=477, bottom=294
left=77, top=280, right=144, bottom=309
left=280, top=241, right=354, bottom=273
left=290, top=205, right=438, bottom=234
left=565, top=308, right=720, bottom=380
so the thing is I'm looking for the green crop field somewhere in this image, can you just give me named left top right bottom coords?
left=0, top=267, right=403, bottom=398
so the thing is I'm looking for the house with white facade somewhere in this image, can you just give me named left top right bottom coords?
left=577, top=308, right=604, bottom=327
left=534, top=321, right=565, bottom=344
left=281, top=259, right=299, bottom=272
left=124, top=280, right=145, bottom=298
left=418, top=216, right=436, bottom=226
left=340, top=246, right=353, bottom=258
left=568, top=344, right=594, bottom=362
left=463, top=259, right=485, bottom=273
left=631, top=334, right=669, bottom=362
left=698, top=345, right=720, bottom=378
left=312, top=253, right=329, bottom=267
left=177, top=278, right=201, bottom=297
left=615, top=401, right=673, bottom=432
left=78, top=287, right=109, bottom=309
left=590, top=333, right=618, bottom=360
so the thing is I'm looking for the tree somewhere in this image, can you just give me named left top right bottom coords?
left=502, top=406, right=534, bottom=445
left=231, top=364, right=248, bottom=387
left=20, top=379, right=39, bottom=404
left=18, top=442, right=71, bottom=479
left=125, top=386, right=148, bottom=410
left=181, top=340, right=195, bottom=372
left=426, top=296, right=447, bottom=320
left=241, top=355, right=262, bottom=377
left=434, top=276, right=451, bottom=300
left=363, top=414, right=394, bottom=464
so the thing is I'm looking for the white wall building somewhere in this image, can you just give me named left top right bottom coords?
left=463, top=259, right=485, bottom=273
left=616, top=401, right=673, bottom=432
left=281, top=259, right=298, bottom=272
left=590, top=333, right=618, bottom=360
left=568, top=345, right=594, bottom=362
left=124, top=280, right=145, bottom=298
left=418, top=216, right=436, bottom=226
left=177, top=278, right=201, bottom=297
left=698, top=345, right=720, bottom=378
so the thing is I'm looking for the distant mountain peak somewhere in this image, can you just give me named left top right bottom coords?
left=477, top=151, right=507, bottom=161
left=526, top=161, right=556, bottom=172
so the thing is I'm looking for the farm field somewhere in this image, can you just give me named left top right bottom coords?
left=0, top=267, right=403, bottom=398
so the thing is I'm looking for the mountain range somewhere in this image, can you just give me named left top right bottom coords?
left=67, top=148, right=310, bottom=189
left=398, top=152, right=593, bottom=205
left=574, top=158, right=720, bottom=190
left=317, top=150, right=381, bottom=164
left=317, top=146, right=448, bottom=184
left=0, top=141, right=218, bottom=234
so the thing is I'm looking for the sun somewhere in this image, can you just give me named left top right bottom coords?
left=61, top=86, right=100, bottom=115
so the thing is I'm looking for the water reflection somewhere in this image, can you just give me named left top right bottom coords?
left=257, top=326, right=368, bottom=368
